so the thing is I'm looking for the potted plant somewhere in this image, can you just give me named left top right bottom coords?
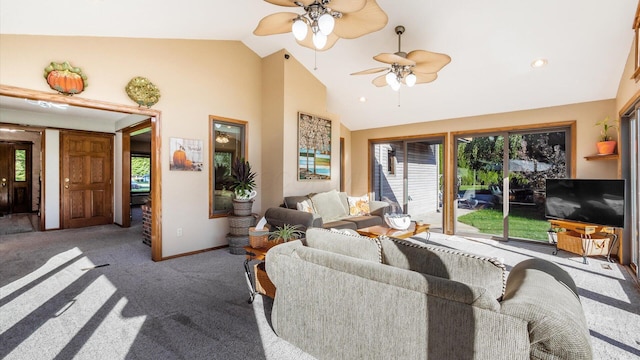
left=595, top=116, right=618, bottom=155
left=231, top=157, right=257, bottom=201
left=268, top=224, right=304, bottom=244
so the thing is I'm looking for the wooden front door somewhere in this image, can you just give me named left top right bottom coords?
left=61, top=132, right=113, bottom=228
left=0, top=142, right=32, bottom=215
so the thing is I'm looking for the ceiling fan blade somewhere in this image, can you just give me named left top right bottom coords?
left=328, top=0, right=366, bottom=13
left=372, top=74, right=387, bottom=87
left=407, top=50, right=452, bottom=73
left=413, top=72, right=438, bottom=84
left=263, top=0, right=311, bottom=7
left=332, top=0, right=388, bottom=39
left=254, top=12, right=299, bottom=35
left=350, top=67, right=388, bottom=75
left=295, top=31, right=340, bottom=51
left=373, top=53, right=415, bottom=66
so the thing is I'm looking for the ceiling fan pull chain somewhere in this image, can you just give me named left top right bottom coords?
left=314, top=49, right=318, bottom=71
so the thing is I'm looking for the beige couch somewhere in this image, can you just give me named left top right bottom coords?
left=266, top=228, right=592, bottom=360
left=264, top=189, right=389, bottom=230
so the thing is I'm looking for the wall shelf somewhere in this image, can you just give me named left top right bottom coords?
left=584, top=154, right=619, bottom=161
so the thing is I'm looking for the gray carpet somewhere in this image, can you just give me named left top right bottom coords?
left=0, top=225, right=639, bottom=359
left=0, top=214, right=35, bottom=236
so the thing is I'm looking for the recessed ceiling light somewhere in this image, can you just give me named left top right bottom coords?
left=359, top=96, right=367, bottom=102
left=531, top=58, right=548, bottom=68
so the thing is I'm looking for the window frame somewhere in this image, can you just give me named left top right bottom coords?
left=209, top=115, right=248, bottom=218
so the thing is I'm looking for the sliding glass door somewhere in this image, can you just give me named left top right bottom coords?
left=631, top=109, right=639, bottom=278
left=371, top=138, right=443, bottom=232
left=455, top=126, right=570, bottom=241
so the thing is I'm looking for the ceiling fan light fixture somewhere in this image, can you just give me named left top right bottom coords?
left=313, top=32, right=328, bottom=49
left=292, top=19, right=308, bottom=41
left=390, top=81, right=401, bottom=92
left=385, top=72, right=398, bottom=86
left=405, top=73, right=417, bottom=87
left=317, top=13, right=335, bottom=35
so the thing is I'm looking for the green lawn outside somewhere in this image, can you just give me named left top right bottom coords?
left=457, top=207, right=550, bottom=241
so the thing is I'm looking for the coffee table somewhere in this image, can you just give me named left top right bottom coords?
left=357, top=222, right=430, bottom=240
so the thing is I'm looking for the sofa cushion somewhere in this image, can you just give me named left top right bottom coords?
left=296, top=199, right=315, bottom=213
left=380, top=237, right=506, bottom=299
left=310, top=190, right=348, bottom=222
left=347, top=194, right=370, bottom=215
left=284, top=195, right=311, bottom=209
left=304, top=228, right=382, bottom=263
left=322, top=220, right=357, bottom=230
left=340, top=215, right=383, bottom=229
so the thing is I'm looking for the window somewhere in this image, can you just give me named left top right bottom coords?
left=130, top=154, right=150, bottom=193
left=210, top=116, right=247, bottom=217
left=14, top=149, right=26, bottom=182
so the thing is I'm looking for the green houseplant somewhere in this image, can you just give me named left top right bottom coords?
left=231, top=157, right=257, bottom=201
left=269, top=224, right=304, bottom=243
left=594, top=117, right=618, bottom=155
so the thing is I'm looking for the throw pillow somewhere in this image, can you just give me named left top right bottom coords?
left=310, top=190, right=348, bottom=221
left=296, top=199, right=315, bottom=213
left=348, top=194, right=370, bottom=216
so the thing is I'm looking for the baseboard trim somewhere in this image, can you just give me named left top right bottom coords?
left=160, top=245, right=229, bottom=261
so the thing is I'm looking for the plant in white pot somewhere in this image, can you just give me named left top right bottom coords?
left=230, top=157, right=257, bottom=216
left=231, top=157, right=257, bottom=201
left=595, top=116, right=618, bottom=155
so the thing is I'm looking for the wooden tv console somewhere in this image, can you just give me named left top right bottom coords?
left=548, top=220, right=619, bottom=264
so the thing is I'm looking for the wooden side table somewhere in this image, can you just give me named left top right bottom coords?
left=243, top=245, right=276, bottom=303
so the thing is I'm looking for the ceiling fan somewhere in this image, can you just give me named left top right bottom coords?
left=351, top=25, right=451, bottom=91
left=253, top=0, right=388, bottom=51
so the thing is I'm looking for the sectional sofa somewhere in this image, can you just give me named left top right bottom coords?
left=266, top=228, right=592, bottom=359
left=264, top=189, right=390, bottom=230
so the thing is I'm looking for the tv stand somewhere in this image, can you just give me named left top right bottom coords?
left=549, top=220, right=618, bottom=264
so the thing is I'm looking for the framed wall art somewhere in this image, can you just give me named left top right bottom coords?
left=298, top=112, right=331, bottom=180
left=169, top=137, right=203, bottom=171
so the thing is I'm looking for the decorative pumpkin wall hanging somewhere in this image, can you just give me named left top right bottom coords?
left=43, top=61, right=88, bottom=95
left=125, top=76, right=161, bottom=108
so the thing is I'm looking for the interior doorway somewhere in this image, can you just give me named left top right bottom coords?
left=1, top=85, right=163, bottom=261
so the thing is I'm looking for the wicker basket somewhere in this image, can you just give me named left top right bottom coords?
left=557, top=231, right=610, bottom=257
left=254, top=262, right=276, bottom=298
left=232, top=199, right=254, bottom=216
left=249, top=226, right=271, bottom=248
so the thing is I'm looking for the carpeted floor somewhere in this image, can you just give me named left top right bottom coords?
left=0, top=225, right=638, bottom=359
left=0, top=214, right=35, bottom=236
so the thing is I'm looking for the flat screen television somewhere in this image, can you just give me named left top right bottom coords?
left=545, top=179, right=625, bottom=228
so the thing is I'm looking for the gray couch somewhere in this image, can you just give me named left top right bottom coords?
left=266, top=228, right=592, bottom=360
left=264, top=190, right=389, bottom=230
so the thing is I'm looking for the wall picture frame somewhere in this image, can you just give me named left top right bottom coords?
left=298, top=112, right=331, bottom=180
left=169, top=137, right=203, bottom=171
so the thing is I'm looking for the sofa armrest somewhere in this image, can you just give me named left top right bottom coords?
left=500, top=258, right=592, bottom=359
left=369, top=200, right=389, bottom=216
left=264, top=207, right=322, bottom=231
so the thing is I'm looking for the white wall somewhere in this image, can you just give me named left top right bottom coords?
left=44, top=129, right=59, bottom=229
left=114, top=132, right=123, bottom=225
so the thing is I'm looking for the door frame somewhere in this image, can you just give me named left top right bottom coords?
left=121, top=120, right=152, bottom=228
left=0, top=85, right=163, bottom=261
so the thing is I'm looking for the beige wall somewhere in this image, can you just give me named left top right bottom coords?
left=282, top=52, right=340, bottom=201
left=616, top=42, right=640, bottom=113
left=0, top=34, right=263, bottom=257
left=350, top=99, right=618, bottom=196
left=260, top=50, right=286, bottom=210
left=259, top=49, right=339, bottom=209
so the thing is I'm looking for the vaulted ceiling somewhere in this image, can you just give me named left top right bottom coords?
left=0, top=0, right=636, bottom=130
